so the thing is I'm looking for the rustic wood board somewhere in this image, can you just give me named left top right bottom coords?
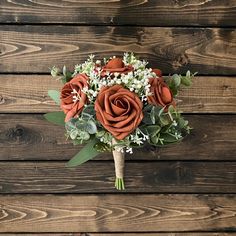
left=0, top=194, right=235, bottom=232
left=0, top=161, right=235, bottom=193
left=1, top=75, right=236, bottom=113
left=2, top=234, right=236, bottom=236
left=1, top=114, right=235, bottom=161
left=1, top=26, right=236, bottom=74
left=0, top=0, right=236, bottom=26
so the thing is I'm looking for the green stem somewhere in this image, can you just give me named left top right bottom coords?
left=115, top=178, right=125, bottom=190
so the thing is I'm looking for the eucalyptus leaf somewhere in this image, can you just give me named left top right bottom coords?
left=142, top=114, right=153, bottom=125
left=143, top=104, right=153, bottom=112
left=67, top=138, right=100, bottom=167
left=157, top=106, right=165, bottom=117
left=146, top=125, right=161, bottom=137
left=48, top=90, right=60, bottom=105
left=44, top=112, right=65, bottom=126
left=150, top=135, right=159, bottom=144
left=63, top=65, right=67, bottom=76
left=160, top=133, right=180, bottom=143
left=62, top=65, right=73, bottom=82
left=80, top=131, right=90, bottom=140
left=85, top=120, right=97, bottom=134
left=70, top=129, right=78, bottom=140
left=96, top=130, right=106, bottom=138
left=150, top=107, right=156, bottom=124
left=65, top=119, right=77, bottom=131
left=50, top=66, right=60, bottom=77
left=186, top=70, right=191, bottom=78
left=178, top=117, right=189, bottom=129
left=168, top=105, right=176, bottom=114
left=172, top=74, right=181, bottom=87
left=83, top=105, right=96, bottom=115
left=159, top=115, right=171, bottom=126
left=181, top=76, right=192, bottom=86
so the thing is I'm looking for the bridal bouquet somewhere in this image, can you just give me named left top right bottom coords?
left=45, top=53, right=195, bottom=190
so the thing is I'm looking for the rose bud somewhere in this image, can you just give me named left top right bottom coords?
left=102, top=57, right=133, bottom=74
left=148, top=77, right=175, bottom=108
left=152, top=68, right=162, bottom=77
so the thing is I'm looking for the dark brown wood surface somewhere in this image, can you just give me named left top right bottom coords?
left=1, top=114, right=236, bottom=161
left=1, top=0, right=236, bottom=234
left=1, top=75, right=236, bottom=113
left=0, top=0, right=236, bottom=26
left=1, top=26, right=236, bottom=74
left=0, top=194, right=235, bottom=232
left=0, top=161, right=235, bottom=193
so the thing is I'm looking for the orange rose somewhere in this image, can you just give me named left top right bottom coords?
left=102, top=58, right=133, bottom=74
left=148, top=77, right=175, bottom=108
left=61, top=74, right=89, bottom=122
left=95, top=85, right=143, bottom=140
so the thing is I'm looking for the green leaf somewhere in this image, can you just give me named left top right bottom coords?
left=159, top=115, right=171, bottom=126
left=50, top=66, right=60, bottom=77
left=150, top=107, right=156, bottom=124
left=146, top=125, right=161, bottom=137
left=181, top=76, right=192, bottom=86
left=85, top=120, right=97, bottom=134
left=48, top=90, right=60, bottom=105
left=63, top=65, right=67, bottom=76
left=160, top=133, right=180, bottom=143
left=172, top=74, right=181, bottom=87
left=70, top=129, right=78, bottom=140
left=67, top=138, right=100, bottom=167
left=80, top=131, right=90, bottom=140
left=44, top=112, right=65, bottom=126
left=83, top=105, right=96, bottom=115
left=142, top=114, right=153, bottom=125
left=62, top=65, right=73, bottom=82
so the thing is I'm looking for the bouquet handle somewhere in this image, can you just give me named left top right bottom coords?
left=112, top=138, right=125, bottom=190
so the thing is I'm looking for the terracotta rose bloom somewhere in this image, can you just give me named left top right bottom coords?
left=61, top=74, right=89, bottom=122
left=95, top=85, right=143, bottom=140
left=152, top=68, right=162, bottom=77
left=148, top=76, right=174, bottom=108
left=102, top=58, right=133, bottom=74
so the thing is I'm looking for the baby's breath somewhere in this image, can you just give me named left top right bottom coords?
left=72, top=53, right=156, bottom=105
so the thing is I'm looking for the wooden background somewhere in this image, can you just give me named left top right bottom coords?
left=0, top=0, right=236, bottom=235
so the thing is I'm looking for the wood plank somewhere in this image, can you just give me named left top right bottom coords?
left=2, top=234, right=236, bottom=236
left=1, top=26, right=236, bottom=74
left=0, top=194, right=235, bottom=232
left=0, top=114, right=236, bottom=161
left=0, top=161, right=235, bottom=193
left=0, top=0, right=236, bottom=26
left=1, top=75, right=236, bottom=113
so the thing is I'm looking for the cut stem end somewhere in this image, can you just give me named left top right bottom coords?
left=115, top=178, right=125, bottom=190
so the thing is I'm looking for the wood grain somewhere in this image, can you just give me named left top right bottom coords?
left=0, top=0, right=236, bottom=26
left=2, top=234, right=236, bottom=236
left=1, top=26, right=236, bottom=74
left=0, top=194, right=235, bottom=232
left=1, top=75, right=236, bottom=113
left=1, top=114, right=236, bottom=161
left=0, top=161, right=235, bottom=193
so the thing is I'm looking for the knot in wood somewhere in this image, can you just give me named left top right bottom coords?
left=0, top=95, right=5, bottom=104
left=15, top=126, right=24, bottom=137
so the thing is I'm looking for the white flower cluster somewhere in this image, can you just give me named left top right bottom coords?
left=71, top=88, right=81, bottom=103
left=72, top=53, right=157, bottom=104
left=130, top=128, right=149, bottom=145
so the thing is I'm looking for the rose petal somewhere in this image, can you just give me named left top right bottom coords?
left=95, top=84, right=143, bottom=140
left=111, top=102, right=127, bottom=116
